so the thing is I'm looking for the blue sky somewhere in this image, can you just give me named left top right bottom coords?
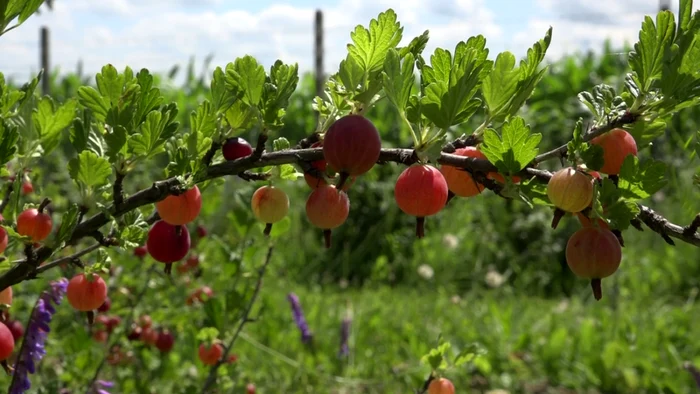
left=0, top=0, right=692, bottom=83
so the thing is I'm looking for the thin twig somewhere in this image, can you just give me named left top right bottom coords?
left=415, top=374, right=434, bottom=394
left=200, top=245, right=275, bottom=393
left=36, top=243, right=102, bottom=274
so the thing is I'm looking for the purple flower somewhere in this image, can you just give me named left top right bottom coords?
left=90, top=379, right=115, bottom=394
left=286, top=293, right=312, bottom=344
left=338, top=316, right=351, bottom=358
left=9, top=278, right=68, bottom=394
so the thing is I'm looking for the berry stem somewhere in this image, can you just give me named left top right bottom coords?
left=1, top=360, right=12, bottom=375
left=87, top=310, right=95, bottom=325
left=591, top=278, right=603, bottom=301
left=335, top=172, right=349, bottom=191
left=551, top=208, right=565, bottom=229
left=37, top=198, right=51, bottom=214
left=263, top=223, right=273, bottom=237
left=164, top=263, right=173, bottom=276
left=323, top=229, right=332, bottom=249
left=416, top=217, right=425, bottom=239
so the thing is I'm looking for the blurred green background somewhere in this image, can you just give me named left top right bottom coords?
left=2, top=39, right=700, bottom=394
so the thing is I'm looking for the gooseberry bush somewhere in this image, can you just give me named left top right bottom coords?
left=1, top=0, right=700, bottom=392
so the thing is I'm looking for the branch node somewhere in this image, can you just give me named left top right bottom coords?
left=37, top=198, right=51, bottom=213
left=113, top=170, right=126, bottom=208
left=683, top=214, right=700, bottom=237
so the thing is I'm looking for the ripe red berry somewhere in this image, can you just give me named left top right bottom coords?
left=428, top=377, right=455, bottom=394
left=304, top=142, right=356, bottom=190
left=305, top=185, right=350, bottom=248
left=156, top=329, right=175, bottom=353
left=0, top=214, right=7, bottom=255
left=196, top=225, right=207, bottom=238
left=323, top=115, right=382, bottom=183
left=66, top=273, right=108, bottom=312
left=576, top=213, right=610, bottom=230
left=21, top=181, right=33, bottom=195
left=139, top=315, right=153, bottom=329
left=222, top=137, right=254, bottom=161
left=93, top=330, right=108, bottom=343
left=3, top=320, right=23, bottom=342
left=16, top=208, right=53, bottom=242
left=488, top=172, right=522, bottom=184
left=566, top=226, right=622, bottom=301
left=127, top=325, right=142, bottom=341
left=440, top=147, right=486, bottom=197
left=0, top=323, right=13, bottom=361
left=394, top=164, right=448, bottom=238
left=141, top=327, right=159, bottom=346
left=590, top=128, right=638, bottom=175
left=198, top=342, right=223, bottom=365
left=226, top=354, right=238, bottom=364
left=185, top=254, right=200, bottom=269
left=251, top=186, right=290, bottom=236
left=186, top=286, right=214, bottom=306
left=155, top=186, right=202, bottom=226
left=246, top=383, right=256, bottom=394
left=97, top=297, right=111, bottom=313
left=546, top=167, right=594, bottom=213
left=146, top=220, right=191, bottom=267
left=134, top=245, right=148, bottom=258
left=0, top=287, right=12, bottom=306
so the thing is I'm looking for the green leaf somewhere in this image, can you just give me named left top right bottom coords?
left=598, top=178, right=639, bottom=230
left=398, top=30, right=429, bottom=59
left=628, top=118, right=666, bottom=146
left=120, top=225, right=147, bottom=248
left=382, top=49, right=415, bottom=114
left=53, top=204, right=80, bottom=248
left=577, top=84, right=618, bottom=123
left=32, top=97, right=78, bottom=154
left=77, top=87, right=109, bottom=122
left=261, top=60, right=299, bottom=129
left=347, top=9, right=403, bottom=74
left=224, top=100, right=256, bottom=131
left=480, top=117, right=542, bottom=174
left=269, top=216, right=291, bottom=238
left=617, top=155, right=667, bottom=200
left=580, top=144, right=605, bottom=171
left=454, top=343, right=487, bottom=367
left=482, top=51, right=519, bottom=120
left=628, top=12, right=676, bottom=93
left=196, top=327, right=220, bottom=343
left=338, top=55, right=364, bottom=94
left=133, top=69, right=164, bottom=126
left=6, top=172, right=22, bottom=221
left=225, top=56, right=266, bottom=107
left=203, top=297, right=225, bottom=332
left=128, top=110, right=177, bottom=159
left=68, top=150, right=112, bottom=189
left=421, top=340, right=451, bottom=371
left=272, top=137, right=291, bottom=151
left=211, top=66, right=237, bottom=113
left=0, top=120, right=19, bottom=166
left=420, top=36, right=490, bottom=129
left=96, top=64, right=125, bottom=107
left=278, top=164, right=303, bottom=180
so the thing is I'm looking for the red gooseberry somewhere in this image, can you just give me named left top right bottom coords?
left=93, top=330, right=108, bottom=343
left=247, top=383, right=256, bottom=394
left=196, top=225, right=207, bottom=238
left=186, top=286, right=214, bottom=306
left=222, top=137, right=254, bottom=161
left=146, top=220, right=191, bottom=272
left=0, top=214, right=7, bottom=255
left=127, top=325, right=142, bottom=341
left=546, top=167, right=594, bottom=213
left=134, top=245, right=148, bottom=258
left=440, top=147, right=486, bottom=197
left=394, top=164, right=448, bottom=238
left=304, top=142, right=355, bottom=190
left=66, top=273, right=108, bottom=312
left=590, top=128, right=638, bottom=175
left=0, top=287, right=12, bottom=306
left=488, top=172, right=522, bottom=184
left=21, top=181, right=33, bottom=195
left=97, top=297, right=111, bottom=313
left=322, top=115, right=382, bottom=186
left=139, top=315, right=153, bottom=329
left=428, top=377, right=455, bottom=394
left=0, top=323, right=15, bottom=361
left=186, top=254, right=200, bottom=269
left=198, top=343, right=223, bottom=365
left=155, top=186, right=202, bottom=226
left=141, top=327, right=159, bottom=346
left=156, top=329, right=175, bottom=353
left=251, top=186, right=290, bottom=236
left=227, top=354, right=238, bottom=364
left=16, top=208, right=53, bottom=242
left=566, top=226, right=622, bottom=301
left=576, top=213, right=610, bottom=230
left=3, top=320, right=23, bottom=342
left=305, top=185, right=350, bottom=248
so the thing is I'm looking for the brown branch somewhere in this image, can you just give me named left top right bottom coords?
left=684, top=362, right=700, bottom=389
left=415, top=374, right=434, bottom=394
left=533, top=110, right=640, bottom=164
left=113, top=170, right=126, bottom=208
left=0, top=136, right=697, bottom=290
left=200, top=245, right=274, bottom=393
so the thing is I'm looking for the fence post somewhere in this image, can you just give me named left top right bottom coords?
left=314, top=9, right=324, bottom=124
left=40, top=26, right=50, bottom=95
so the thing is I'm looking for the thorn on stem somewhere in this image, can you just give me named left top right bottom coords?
left=551, top=208, right=565, bottom=229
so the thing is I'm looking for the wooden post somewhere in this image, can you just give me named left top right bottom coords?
left=40, top=26, right=49, bottom=95
left=659, top=0, right=671, bottom=11
left=314, top=9, right=324, bottom=124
